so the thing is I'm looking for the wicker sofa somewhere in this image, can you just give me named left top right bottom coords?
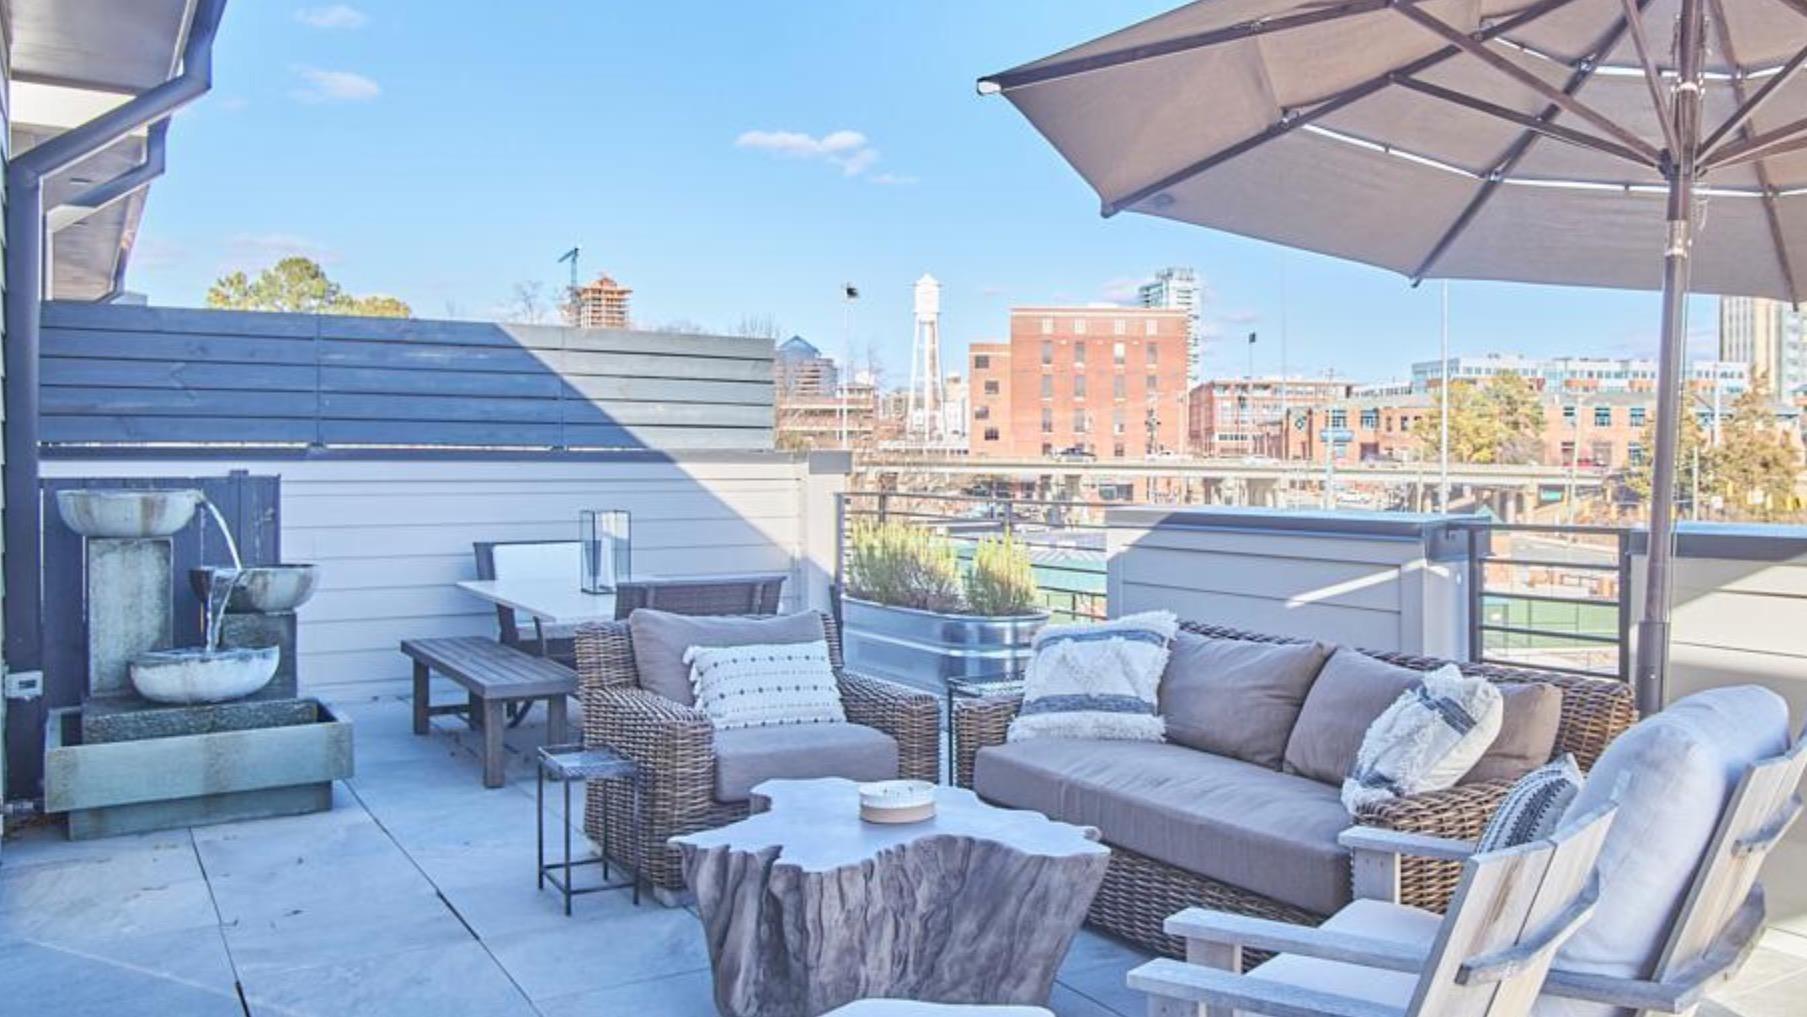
left=952, top=621, right=1637, bottom=959
left=574, top=611, right=940, bottom=892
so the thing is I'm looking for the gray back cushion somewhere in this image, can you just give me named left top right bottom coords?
left=1464, top=682, right=1564, bottom=784
left=1159, top=633, right=1331, bottom=769
left=1282, top=648, right=1423, bottom=786
left=628, top=609, right=826, bottom=706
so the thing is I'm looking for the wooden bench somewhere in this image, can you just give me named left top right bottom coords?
left=400, top=636, right=576, bottom=787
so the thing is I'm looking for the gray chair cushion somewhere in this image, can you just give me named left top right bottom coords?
left=1159, top=633, right=1331, bottom=769
left=1282, top=648, right=1422, bottom=786
left=973, top=738, right=1354, bottom=916
left=1464, top=682, right=1564, bottom=784
left=629, top=609, right=825, bottom=705
left=713, top=722, right=898, bottom=802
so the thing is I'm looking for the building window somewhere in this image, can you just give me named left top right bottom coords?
left=1040, top=317, right=1053, bottom=335
left=1591, top=441, right=1612, bottom=467
left=1629, top=442, right=1646, bottom=465
left=1041, top=375, right=1053, bottom=398
left=1041, top=409, right=1053, bottom=433
left=1074, top=342, right=1086, bottom=365
left=1145, top=319, right=1158, bottom=336
left=1630, top=406, right=1647, bottom=426
left=1559, top=439, right=1576, bottom=461
left=1113, top=442, right=1126, bottom=458
left=975, top=405, right=990, bottom=420
left=1113, top=342, right=1126, bottom=366
left=1113, top=409, right=1126, bottom=434
left=982, top=380, right=999, bottom=396
left=1329, top=409, right=1347, bottom=428
left=1073, top=409, right=1089, bottom=432
left=983, top=427, right=1000, bottom=442
left=974, top=355, right=991, bottom=370
left=1146, top=343, right=1158, bottom=364
left=1074, top=375, right=1087, bottom=399
left=1594, top=406, right=1612, bottom=427
left=1562, top=405, right=1576, bottom=423
left=1113, top=375, right=1127, bottom=399
left=1114, top=318, right=1127, bottom=335
left=1041, top=441, right=1054, bottom=455
left=1041, top=341, right=1053, bottom=366
left=1146, top=374, right=1159, bottom=394
left=1361, top=409, right=1379, bottom=429
left=1074, top=318, right=1088, bottom=335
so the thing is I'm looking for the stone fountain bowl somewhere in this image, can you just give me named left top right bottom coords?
left=129, top=646, right=280, bottom=705
left=189, top=564, right=320, bottom=613
left=56, top=489, right=201, bottom=539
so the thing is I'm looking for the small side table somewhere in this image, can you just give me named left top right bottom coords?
left=944, top=672, right=1026, bottom=785
left=536, top=743, right=645, bottom=912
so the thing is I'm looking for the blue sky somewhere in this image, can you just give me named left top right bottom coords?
left=130, top=1, right=1717, bottom=386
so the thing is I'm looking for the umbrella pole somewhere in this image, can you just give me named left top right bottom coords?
left=1633, top=0, right=1704, bottom=716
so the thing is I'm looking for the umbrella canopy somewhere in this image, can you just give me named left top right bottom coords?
left=981, top=0, right=1807, bottom=711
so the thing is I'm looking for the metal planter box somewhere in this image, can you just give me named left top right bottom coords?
left=841, top=596, right=1047, bottom=692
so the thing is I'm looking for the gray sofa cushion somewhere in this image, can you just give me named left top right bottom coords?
left=973, top=738, right=1354, bottom=916
left=1160, top=633, right=1331, bottom=769
left=713, top=722, right=898, bottom=802
left=1464, top=682, right=1564, bottom=784
left=1282, top=648, right=1422, bottom=786
left=629, top=609, right=825, bottom=705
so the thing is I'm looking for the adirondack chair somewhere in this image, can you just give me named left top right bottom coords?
left=1128, top=802, right=1617, bottom=1017
left=1342, top=727, right=1807, bottom=1016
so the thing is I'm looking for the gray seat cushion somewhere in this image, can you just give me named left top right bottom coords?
left=1283, top=648, right=1423, bottom=786
left=1159, top=633, right=1331, bottom=768
left=973, top=738, right=1353, bottom=916
left=629, top=609, right=826, bottom=705
left=713, top=722, right=898, bottom=802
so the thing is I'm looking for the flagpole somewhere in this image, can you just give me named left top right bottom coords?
left=1439, top=281, right=1450, bottom=514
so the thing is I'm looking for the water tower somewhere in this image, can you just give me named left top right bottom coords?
left=908, top=273, right=945, bottom=442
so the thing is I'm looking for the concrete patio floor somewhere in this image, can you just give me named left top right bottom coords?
left=2, top=690, right=1804, bottom=1016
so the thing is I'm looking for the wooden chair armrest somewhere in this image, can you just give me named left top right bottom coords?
left=1541, top=886, right=1768, bottom=1015
left=1352, top=780, right=1512, bottom=911
left=1164, top=908, right=1427, bottom=974
left=1340, top=825, right=1479, bottom=861
left=839, top=669, right=940, bottom=782
left=1129, top=958, right=1403, bottom=1017
left=951, top=693, right=1024, bottom=788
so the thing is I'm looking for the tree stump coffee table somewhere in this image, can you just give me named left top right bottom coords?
left=673, top=777, right=1110, bottom=1017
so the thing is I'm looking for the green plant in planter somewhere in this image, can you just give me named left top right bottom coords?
left=846, top=520, right=963, bottom=612
left=966, top=535, right=1042, bottom=616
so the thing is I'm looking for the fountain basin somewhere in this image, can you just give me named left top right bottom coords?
left=190, top=564, right=320, bottom=613
left=57, top=489, right=201, bottom=538
left=130, top=646, right=279, bottom=705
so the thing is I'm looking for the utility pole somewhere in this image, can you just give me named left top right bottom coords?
left=557, top=247, right=580, bottom=323
left=1439, top=281, right=1451, bottom=514
left=840, top=283, right=859, bottom=449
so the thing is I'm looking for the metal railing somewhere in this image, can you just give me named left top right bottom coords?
left=1460, top=521, right=1632, bottom=682
left=836, top=491, right=1110, bottom=622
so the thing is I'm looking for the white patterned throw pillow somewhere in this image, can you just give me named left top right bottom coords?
left=1341, top=664, right=1504, bottom=813
left=1007, top=611, right=1178, bottom=743
left=1476, top=754, right=1585, bottom=852
left=686, top=640, right=845, bottom=731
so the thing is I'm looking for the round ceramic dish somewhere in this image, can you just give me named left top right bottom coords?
left=857, top=779, right=937, bottom=824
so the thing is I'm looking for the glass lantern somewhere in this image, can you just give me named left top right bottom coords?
left=579, top=509, right=631, bottom=593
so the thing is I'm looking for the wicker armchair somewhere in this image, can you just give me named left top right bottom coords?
left=951, top=620, right=1638, bottom=960
left=575, top=611, right=940, bottom=892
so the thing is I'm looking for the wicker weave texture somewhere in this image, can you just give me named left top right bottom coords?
left=574, top=610, right=940, bottom=890
left=951, top=619, right=1639, bottom=954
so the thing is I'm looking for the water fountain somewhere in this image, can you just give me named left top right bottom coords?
left=43, top=487, right=351, bottom=840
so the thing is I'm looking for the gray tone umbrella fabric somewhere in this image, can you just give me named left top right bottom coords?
left=981, top=0, right=1807, bottom=711
left=984, top=0, right=1807, bottom=301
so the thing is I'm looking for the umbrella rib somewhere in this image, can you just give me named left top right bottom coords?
left=977, top=0, right=1395, bottom=93
left=1408, top=4, right=1645, bottom=283
left=1704, top=112, right=1807, bottom=169
left=1704, top=0, right=1804, bottom=306
left=1391, top=75, right=1656, bottom=168
left=1102, top=0, right=1584, bottom=217
left=1698, top=46, right=1807, bottom=160
left=1618, top=0, right=1680, bottom=157
left=1393, top=4, right=1662, bottom=164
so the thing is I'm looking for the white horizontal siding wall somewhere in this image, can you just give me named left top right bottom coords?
left=43, top=455, right=842, bottom=694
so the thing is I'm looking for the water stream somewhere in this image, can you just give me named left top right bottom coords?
left=199, top=494, right=245, bottom=653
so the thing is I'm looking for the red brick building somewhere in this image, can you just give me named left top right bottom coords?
left=1188, top=377, right=1352, bottom=458
left=1288, top=390, right=1661, bottom=469
left=968, top=307, right=1190, bottom=459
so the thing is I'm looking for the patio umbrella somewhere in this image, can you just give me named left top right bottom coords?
left=980, top=0, right=1807, bottom=713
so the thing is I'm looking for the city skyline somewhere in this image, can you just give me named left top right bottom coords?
left=130, top=2, right=1726, bottom=387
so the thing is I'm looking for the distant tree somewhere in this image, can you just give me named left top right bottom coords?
left=504, top=281, right=552, bottom=324
left=734, top=313, right=783, bottom=340
left=649, top=318, right=709, bottom=334
left=1412, top=373, right=1544, bottom=465
left=206, top=256, right=410, bottom=317
left=1626, top=405, right=1711, bottom=508
left=1714, top=375, right=1800, bottom=521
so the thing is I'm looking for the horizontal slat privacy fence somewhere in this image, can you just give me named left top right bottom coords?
left=40, top=302, right=776, bottom=451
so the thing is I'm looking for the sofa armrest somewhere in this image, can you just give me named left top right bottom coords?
left=1351, top=780, right=1512, bottom=912
left=840, top=670, right=940, bottom=783
left=951, top=693, right=1023, bottom=789
left=583, top=686, right=717, bottom=827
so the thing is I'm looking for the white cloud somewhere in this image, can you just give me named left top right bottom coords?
left=735, top=128, right=908, bottom=180
left=295, top=5, right=368, bottom=29
left=291, top=67, right=380, bottom=103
